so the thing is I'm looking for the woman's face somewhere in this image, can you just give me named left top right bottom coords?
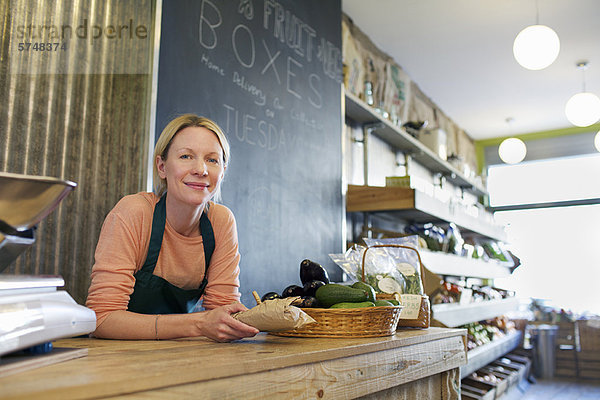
left=156, top=126, right=225, bottom=208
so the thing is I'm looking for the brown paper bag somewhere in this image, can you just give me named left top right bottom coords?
left=232, top=297, right=316, bottom=332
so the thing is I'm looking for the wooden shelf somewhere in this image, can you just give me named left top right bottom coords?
left=461, top=330, right=523, bottom=379
left=344, top=90, right=488, bottom=197
left=347, top=185, right=507, bottom=241
left=421, top=250, right=514, bottom=279
left=432, top=297, right=520, bottom=328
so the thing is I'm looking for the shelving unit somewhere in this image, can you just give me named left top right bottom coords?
left=344, top=87, right=523, bottom=390
left=345, top=90, right=488, bottom=197
left=432, top=298, right=520, bottom=328
left=461, top=330, right=523, bottom=379
left=420, top=250, right=513, bottom=279
left=347, top=184, right=507, bottom=242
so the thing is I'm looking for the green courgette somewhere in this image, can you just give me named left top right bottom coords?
left=374, top=299, right=394, bottom=307
left=351, top=282, right=376, bottom=302
left=330, top=301, right=375, bottom=309
left=315, top=283, right=369, bottom=307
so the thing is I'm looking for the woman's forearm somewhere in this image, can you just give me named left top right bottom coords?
left=93, top=310, right=196, bottom=340
left=92, top=303, right=258, bottom=342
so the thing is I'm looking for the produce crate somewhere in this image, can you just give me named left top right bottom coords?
left=463, top=374, right=506, bottom=399
left=461, top=383, right=495, bottom=400
left=491, top=359, right=526, bottom=386
left=482, top=364, right=518, bottom=388
left=555, top=348, right=578, bottom=378
left=577, top=351, right=600, bottom=380
left=576, top=319, right=600, bottom=351
left=556, top=321, right=577, bottom=348
left=478, top=366, right=511, bottom=395
left=504, top=351, right=532, bottom=380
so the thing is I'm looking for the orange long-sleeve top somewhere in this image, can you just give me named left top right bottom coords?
left=86, top=192, right=241, bottom=328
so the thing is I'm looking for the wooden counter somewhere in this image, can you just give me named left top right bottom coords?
left=0, top=327, right=466, bottom=399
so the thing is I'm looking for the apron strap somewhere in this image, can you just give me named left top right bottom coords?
left=139, top=194, right=167, bottom=273
left=198, top=209, right=215, bottom=292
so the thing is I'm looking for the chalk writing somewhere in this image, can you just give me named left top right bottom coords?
left=196, top=0, right=341, bottom=111
left=223, top=103, right=301, bottom=153
left=263, top=0, right=316, bottom=62
left=290, top=108, right=323, bottom=131
left=237, top=0, right=254, bottom=20
left=286, top=56, right=302, bottom=99
left=232, top=24, right=254, bottom=67
left=201, top=53, right=225, bottom=76
left=198, top=0, right=220, bottom=49
left=317, top=37, right=342, bottom=82
left=261, top=39, right=281, bottom=84
left=232, top=71, right=266, bottom=105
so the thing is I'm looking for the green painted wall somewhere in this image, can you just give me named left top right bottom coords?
left=475, top=123, right=600, bottom=174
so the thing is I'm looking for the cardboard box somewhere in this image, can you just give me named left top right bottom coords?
left=419, top=128, right=448, bottom=160
left=385, top=175, right=434, bottom=197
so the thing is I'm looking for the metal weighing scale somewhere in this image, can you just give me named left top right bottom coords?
left=0, top=172, right=96, bottom=357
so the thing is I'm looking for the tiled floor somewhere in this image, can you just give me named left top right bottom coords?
left=508, top=377, right=600, bottom=400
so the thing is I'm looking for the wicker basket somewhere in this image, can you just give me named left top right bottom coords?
left=270, top=305, right=403, bottom=338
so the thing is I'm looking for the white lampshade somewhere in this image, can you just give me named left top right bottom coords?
left=513, top=25, right=560, bottom=70
left=498, top=138, right=527, bottom=164
left=565, top=92, right=600, bottom=127
left=595, top=131, right=600, bottom=152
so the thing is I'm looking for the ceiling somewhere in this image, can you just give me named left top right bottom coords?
left=341, top=0, right=600, bottom=140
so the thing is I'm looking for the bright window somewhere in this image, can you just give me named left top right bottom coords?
left=489, top=154, right=600, bottom=315
left=488, top=153, right=600, bottom=206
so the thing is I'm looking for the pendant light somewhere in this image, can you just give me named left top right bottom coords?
left=513, top=1, right=560, bottom=70
left=565, top=61, right=600, bottom=127
left=498, top=118, right=527, bottom=164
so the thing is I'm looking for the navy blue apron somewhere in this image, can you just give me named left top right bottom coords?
left=127, top=195, right=215, bottom=314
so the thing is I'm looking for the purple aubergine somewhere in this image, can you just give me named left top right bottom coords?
left=300, top=259, right=330, bottom=285
left=261, top=292, right=281, bottom=302
left=303, top=280, right=326, bottom=297
left=281, top=284, right=304, bottom=298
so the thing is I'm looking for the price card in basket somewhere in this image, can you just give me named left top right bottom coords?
left=399, top=294, right=421, bottom=319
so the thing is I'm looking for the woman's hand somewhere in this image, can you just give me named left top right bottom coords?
left=194, top=303, right=259, bottom=342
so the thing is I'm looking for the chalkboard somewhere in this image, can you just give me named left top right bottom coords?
left=156, top=0, right=343, bottom=306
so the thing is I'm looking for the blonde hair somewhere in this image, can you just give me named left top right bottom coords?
left=153, top=114, right=230, bottom=202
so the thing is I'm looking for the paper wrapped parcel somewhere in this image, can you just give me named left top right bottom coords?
left=232, top=297, right=316, bottom=332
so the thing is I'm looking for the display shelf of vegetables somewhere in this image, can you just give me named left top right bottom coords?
left=420, top=249, right=513, bottom=279
left=432, top=297, right=520, bottom=328
left=344, top=90, right=488, bottom=198
left=346, top=185, right=507, bottom=242
left=461, top=330, right=522, bottom=379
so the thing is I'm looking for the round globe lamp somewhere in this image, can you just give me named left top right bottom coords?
left=513, top=25, right=560, bottom=70
left=565, top=92, right=600, bottom=127
left=498, top=138, right=527, bottom=164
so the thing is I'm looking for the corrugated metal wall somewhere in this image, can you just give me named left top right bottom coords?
left=0, top=1, right=155, bottom=303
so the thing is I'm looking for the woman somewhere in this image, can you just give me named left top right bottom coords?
left=86, top=114, right=259, bottom=342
